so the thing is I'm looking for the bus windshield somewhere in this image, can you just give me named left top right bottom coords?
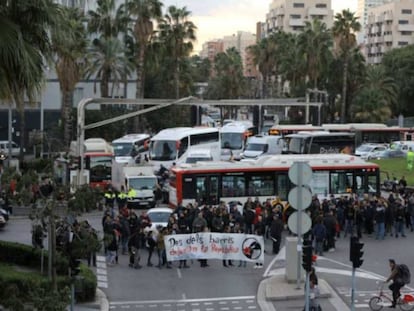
left=221, top=133, right=243, bottom=149
left=89, top=156, right=112, bottom=182
left=112, top=143, right=133, bottom=156
left=150, top=140, right=177, bottom=161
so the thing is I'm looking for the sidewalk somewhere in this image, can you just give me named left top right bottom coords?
left=72, top=288, right=109, bottom=311
left=260, top=274, right=350, bottom=311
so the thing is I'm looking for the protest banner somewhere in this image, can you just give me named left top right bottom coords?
left=164, top=232, right=264, bottom=262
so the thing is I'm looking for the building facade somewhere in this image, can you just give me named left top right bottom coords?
left=365, top=0, right=414, bottom=64
left=263, top=0, right=334, bottom=37
left=356, top=0, right=390, bottom=43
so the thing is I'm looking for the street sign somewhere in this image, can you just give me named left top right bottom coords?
left=288, top=186, right=312, bottom=211
left=288, top=211, right=312, bottom=235
left=288, top=162, right=312, bottom=185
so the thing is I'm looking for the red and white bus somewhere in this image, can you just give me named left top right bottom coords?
left=268, top=124, right=323, bottom=136
left=321, top=123, right=414, bottom=146
left=168, top=154, right=380, bottom=208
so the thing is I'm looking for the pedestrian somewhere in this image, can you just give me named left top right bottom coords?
left=270, top=213, right=284, bottom=255
left=312, top=216, right=327, bottom=256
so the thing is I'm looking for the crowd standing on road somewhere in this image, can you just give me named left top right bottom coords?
left=97, top=178, right=414, bottom=271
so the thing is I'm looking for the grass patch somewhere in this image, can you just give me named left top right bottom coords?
left=370, top=158, right=414, bottom=185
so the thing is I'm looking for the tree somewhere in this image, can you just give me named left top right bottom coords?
left=332, top=9, right=361, bottom=123
left=0, top=0, right=61, bottom=162
left=206, top=47, right=245, bottom=99
left=52, top=6, right=87, bottom=149
left=298, top=18, right=332, bottom=89
left=352, top=65, right=398, bottom=122
left=127, top=0, right=163, bottom=99
left=87, top=0, right=130, bottom=98
left=158, top=5, right=197, bottom=99
left=382, top=45, right=414, bottom=116
left=86, top=36, right=133, bottom=98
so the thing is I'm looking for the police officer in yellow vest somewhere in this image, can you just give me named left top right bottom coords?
left=127, top=187, right=137, bottom=209
left=117, top=185, right=128, bottom=209
left=407, top=147, right=414, bottom=171
left=104, top=187, right=116, bottom=209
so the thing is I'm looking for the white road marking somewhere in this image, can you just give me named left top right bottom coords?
left=110, top=296, right=256, bottom=306
left=264, top=246, right=285, bottom=277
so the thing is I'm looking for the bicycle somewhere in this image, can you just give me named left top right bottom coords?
left=369, top=282, right=414, bottom=311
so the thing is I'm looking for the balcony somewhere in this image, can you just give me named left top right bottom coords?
left=398, top=24, right=414, bottom=32
left=289, top=19, right=304, bottom=27
left=384, top=35, right=393, bottom=42
left=384, top=13, right=393, bottom=21
left=275, top=8, right=285, bottom=16
left=308, top=8, right=329, bottom=16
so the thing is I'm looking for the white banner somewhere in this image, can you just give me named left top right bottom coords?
left=164, top=232, right=265, bottom=262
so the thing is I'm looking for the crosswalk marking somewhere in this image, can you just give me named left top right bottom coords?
left=96, top=255, right=108, bottom=289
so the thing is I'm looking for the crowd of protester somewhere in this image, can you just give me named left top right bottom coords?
left=98, top=178, right=414, bottom=269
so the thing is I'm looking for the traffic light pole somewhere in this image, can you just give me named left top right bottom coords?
left=296, top=164, right=303, bottom=290
left=351, top=267, right=356, bottom=311
left=70, top=279, right=75, bottom=311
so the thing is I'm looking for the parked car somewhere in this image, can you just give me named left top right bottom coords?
left=0, top=140, right=23, bottom=158
left=146, top=207, right=173, bottom=231
left=368, top=148, right=406, bottom=160
left=355, top=143, right=387, bottom=160
left=0, top=215, right=6, bottom=229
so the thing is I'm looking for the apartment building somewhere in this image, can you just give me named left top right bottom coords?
left=263, top=0, right=334, bottom=37
left=365, top=0, right=414, bottom=64
left=199, top=32, right=259, bottom=78
left=356, top=0, right=390, bottom=42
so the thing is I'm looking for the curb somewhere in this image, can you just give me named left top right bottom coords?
left=96, top=288, right=109, bottom=311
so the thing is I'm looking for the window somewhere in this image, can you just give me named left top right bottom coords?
left=401, top=31, right=412, bottom=36
left=222, top=175, right=245, bottom=197
left=398, top=41, right=409, bottom=46
left=311, top=171, right=330, bottom=196
left=293, top=3, right=304, bottom=8
left=190, top=132, right=219, bottom=146
left=276, top=174, right=290, bottom=201
left=290, top=14, right=301, bottom=19
left=316, top=3, right=327, bottom=8
left=330, top=172, right=353, bottom=195
left=402, top=9, right=412, bottom=14
left=247, top=174, right=274, bottom=196
left=399, top=20, right=409, bottom=25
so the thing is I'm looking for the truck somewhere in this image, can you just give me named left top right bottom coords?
left=112, top=164, right=158, bottom=209
left=240, top=135, right=284, bottom=159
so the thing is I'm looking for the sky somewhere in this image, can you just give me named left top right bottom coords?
left=162, top=0, right=358, bottom=53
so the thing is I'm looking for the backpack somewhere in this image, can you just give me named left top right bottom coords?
left=398, top=264, right=411, bottom=285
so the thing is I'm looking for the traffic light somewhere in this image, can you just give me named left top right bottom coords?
left=350, top=237, right=364, bottom=268
left=71, top=259, right=81, bottom=277
left=302, top=239, right=313, bottom=272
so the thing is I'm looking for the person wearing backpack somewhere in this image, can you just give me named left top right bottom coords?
left=385, top=259, right=411, bottom=308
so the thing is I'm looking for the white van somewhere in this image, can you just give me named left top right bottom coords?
left=391, top=141, right=414, bottom=154
left=241, top=135, right=284, bottom=159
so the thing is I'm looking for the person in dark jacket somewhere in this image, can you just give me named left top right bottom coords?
left=270, top=213, right=284, bottom=254
left=323, top=210, right=337, bottom=251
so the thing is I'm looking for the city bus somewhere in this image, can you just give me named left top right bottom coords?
left=149, top=127, right=220, bottom=169
left=220, top=120, right=257, bottom=160
left=112, top=133, right=151, bottom=164
left=321, top=123, right=414, bottom=146
left=85, top=152, right=113, bottom=189
left=285, top=131, right=355, bottom=154
left=168, top=154, right=380, bottom=208
left=268, top=124, right=323, bottom=136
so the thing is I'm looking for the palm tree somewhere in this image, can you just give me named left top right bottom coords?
left=52, top=6, right=88, bottom=148
left=127, top=0, right=162, bottom=99
left=332, top=9, right=361, bottom=123
left=86, top=37, right=133, bottom=98
left=298, top=19, right=332, bottom=88
left=0, top=0, right=60, bottom=162
left=158, top=6, right=197, bottom=99
left=352, top=65, right=398, bottom=122
left=87, top=0, right=128, bottom=98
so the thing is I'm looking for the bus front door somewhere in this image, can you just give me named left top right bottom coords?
left=196, top=175, right=219, bottom=206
